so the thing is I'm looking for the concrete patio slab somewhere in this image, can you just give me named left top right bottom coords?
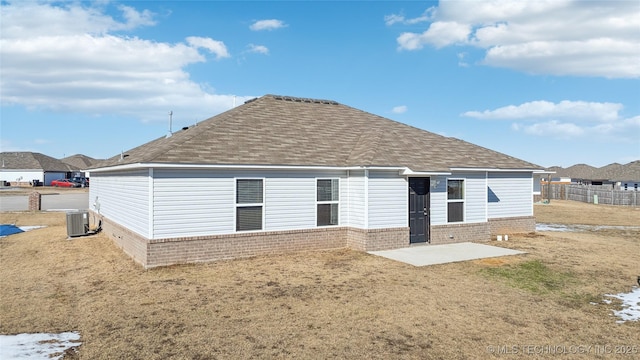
left=368, top=242, right=525, bottom=266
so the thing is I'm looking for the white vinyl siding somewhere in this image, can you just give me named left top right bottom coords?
left=154, top=171, right=234, bottom=237
left=429, top=176, right=447, bottom=225
left=344, top=170, right=365, bottom=228
left=264, top=174, right=316, bottom=231
left=463, top=172, right=488, bottom=223
left=488, top=172, right=533, bottom=218
left=432, top=173, right=487, bottom=225
left=533, top=174, right=542, bottom=195
left=152, top=169, right=346, bottom=239
left=90, top=170, right=149, bottom=237
left=367, top=171, right=407, bottom=229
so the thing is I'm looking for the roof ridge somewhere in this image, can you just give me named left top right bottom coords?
left=268, top=94, right=339, bottom=105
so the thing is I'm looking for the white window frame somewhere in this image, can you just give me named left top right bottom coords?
left=234, top=178, right=265, bottom=232
left=316, top=178, right=340, bottom=227
left=447, top=178, right=465, bottom=223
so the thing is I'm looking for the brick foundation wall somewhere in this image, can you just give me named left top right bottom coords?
left=93, top=211, right=148, bottom=267
left=430, top=222, right=491, bottom=244
left=146, top=227, right=348, bottom=268
left=347, top=227, right=409, bottom=251
left=489, top=216, right=536, bottom=235
left=97, top=213, right=534, bottom=268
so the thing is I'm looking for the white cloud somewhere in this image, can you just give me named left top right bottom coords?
left=463, top=100, right=622, bottom=122
left=0, top=139, right=30, bottom=153
left=186, top=36, right=230, bottom=59
left=392, top=105, right=407, bottom=114
left=0, top=1, right=155, bottom=37
left=457, top=52, right=469, bottom=67
left=384, top=8, right=435, bottom=26
left=250, top=19, right=287, bottom=31
left=0, top=1, right=249, bottom=122
left=398, top=21, right=470, bottom=50
left=390, top=0, right=640, bottom=78
left=467, top=100, right=639, bottom=142
left=117, top=5, right=156, bottom=30
left=519, top=120, right=585, bottom=138
left=247, top=44, right=269, bottom=55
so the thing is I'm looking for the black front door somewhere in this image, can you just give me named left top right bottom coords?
left=409, top=177, right=430, bottom=244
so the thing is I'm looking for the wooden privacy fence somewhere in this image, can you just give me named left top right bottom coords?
left=541, top=184, right=640, bottom=206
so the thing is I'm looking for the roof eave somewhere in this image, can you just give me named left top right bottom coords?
left=89, top=163, right=409, bottom=173
left=449, top=167, right=546, bottom=173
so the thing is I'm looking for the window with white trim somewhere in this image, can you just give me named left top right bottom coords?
left=447, top=179, right=464, bottom=223
left=317, top=179, right=339, bottom=226
left=236, top=179, right=263, bottom=231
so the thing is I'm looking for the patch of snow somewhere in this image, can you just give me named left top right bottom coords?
left=0, top=332, right=81, bottom=359
left=536, top=223, right=573, bottom=232
left=536, top=223, right=640, bottom=232
left=19, top=226, right=46, bottom=232
left=605, top=287, right=640, bottom=323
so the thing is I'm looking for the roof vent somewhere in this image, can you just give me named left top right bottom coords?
left=271, top=95, right=339, bottom=105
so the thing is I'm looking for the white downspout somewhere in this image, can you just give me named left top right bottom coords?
left=148, top=168, right=154, bottom=239
left=364, top=169, right=369, bottom=229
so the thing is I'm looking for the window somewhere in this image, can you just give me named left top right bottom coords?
left=447, top=179, right=464, bottom=223
left=236, top=179, right=263, bottom=231
left=317, top=179, right=339, bottom=226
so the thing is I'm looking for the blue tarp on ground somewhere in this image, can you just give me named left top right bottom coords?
left=0, top=224, right=24, bottom=236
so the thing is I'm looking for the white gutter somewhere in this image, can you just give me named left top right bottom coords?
left=400, top=169, right=451, bottom=176
left=88, top=163, right=408, bottom=173
left=449, top=167, right=546, bottom=173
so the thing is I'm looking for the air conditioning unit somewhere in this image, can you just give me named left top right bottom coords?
left=67, top=211, right=89, bottom=237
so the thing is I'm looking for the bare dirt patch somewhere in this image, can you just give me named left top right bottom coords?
left=1, top=201, right=639, bottom=359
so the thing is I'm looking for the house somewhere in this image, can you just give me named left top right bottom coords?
left=0, top=152, right=74, bottom=186
left=61, top=154, right=99, bottom=178
left=89, top=95, right=545, bottom=268
left=546, top=161, right=640, bottom=190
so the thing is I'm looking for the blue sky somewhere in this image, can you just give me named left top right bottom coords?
left=1, top=0, right=638, bottom=168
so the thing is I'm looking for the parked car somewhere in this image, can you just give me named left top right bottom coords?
left=71, top=177, right=89, bottom=187
left=51, top=179, right=81, bottom=188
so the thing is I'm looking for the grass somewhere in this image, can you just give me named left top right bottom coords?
left=1, top=200, right=639, bottom=359
left=481, top=259, right=576, bottom=294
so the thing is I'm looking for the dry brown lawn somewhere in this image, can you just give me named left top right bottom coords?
left=1, top=200, right=639, bottom=359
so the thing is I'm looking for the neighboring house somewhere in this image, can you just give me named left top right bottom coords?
left=89, top=95, right=545, bottom=268
left=546, top=160, right=640, bottom=190
left=0, top=152, right=74, bottom=186
left=61, top=154, right=99, bottom=178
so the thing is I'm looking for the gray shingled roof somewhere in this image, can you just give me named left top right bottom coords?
left=93, top=95, right=541, bottom=172
left=61, top=154, right=99, bottom=170
left=0, top=152, right=73, bottom=171
left=548, top=161, right=640, bottom=181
